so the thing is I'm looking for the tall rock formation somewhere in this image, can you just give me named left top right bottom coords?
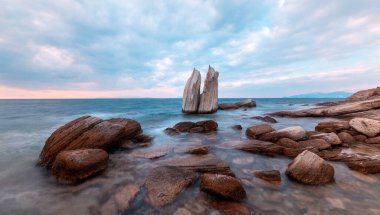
left=182, top=69, right=201, bottom=113
left=198, top=66, right=219, bottom=114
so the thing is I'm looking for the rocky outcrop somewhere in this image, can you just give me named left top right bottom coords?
left=345, top=86, right=380, bottom=102
left=200, top=174, right=246, bottom=200
left=270, top=99, right=380, bottom=118
left=198, top=66, right=219, bottom=114
left=182, top=69, right=201, bottom=113
left=219, top=99, right=257, bottom=110
left=167, top=120, right=218, bottom=134
left=285, top=150, right=334, bottom=185
left=182, top=66, right=219, bottom=114
left=52, top=149, right=108, bottom=184
left=145, top=166, right=198, bottom=207
left=349, top=118, right=380, bottom=137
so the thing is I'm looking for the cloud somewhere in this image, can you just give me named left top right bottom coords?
left=0, top=0, right=379, bottom=98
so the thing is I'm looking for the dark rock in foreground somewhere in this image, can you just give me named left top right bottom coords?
left=145, top=166, right=198, bottom=207
left=285, top=150, right=334, bottom=185
left=52, top=149, right=108, bottom=184
left=200, top=174, right=246, bottom=201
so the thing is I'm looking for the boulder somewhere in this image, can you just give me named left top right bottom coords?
left=200, top=174, right=246, bottom=200
left=145, top=166, right=198, bottom=207
left=164, top=127, right=179, bottom=136
left=246, top=124, right=275, bottom=138
left=182, top=69, right=201, bottom=113
left=315, top=121, right=350, bottom=132
left=132, top=134, right=153, bottom=143
left=260, top=126, right=307, bottom=142
left=198, top=66, right=219, bottom=114
left=38, top=116, right=141, bottom=167
left=337, top=132, right=355, bottom=144
left=52, top=149, right=108, bottom=184
left=251, top=116, right=277, bottom=123
left=310, top=133, right=342, bottom=146
left=196, top=120, right=218, bottom=132
left=354, top=134, right=368, bottom=142
left=285, top=150, right=334, bottom=185
left=276, top=138, right=300, bottom=148
left=346, top=159, right=380, bottom=174
left=365, top=136, right=380, bottom=144
left=253, top=170, right=281, bottom=183
left=298, top=139, right=331, bottom=150
left=171, top=120, right=218, bottom=133
left=173, top=122, right=196, bottom=132
left=349, top=118, right=380, bottom=137
left=158, top=154, right=234, bottom=176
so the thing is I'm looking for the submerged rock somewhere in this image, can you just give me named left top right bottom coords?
left=219, top=99, right=256, bottom=110
left=253, top=170, right=281, bottom=183
left=285, top=150, right=334, bottom=185
left=52, top=149, right=108, bottom=184
left=145, top=166, right=198, bottom=207
left=231, top=125, right=243, bottom=130
left=158, top=154, right=235, bottom=176
left=200, top=174, right=246, bottom=201
left=349, top=118, right=380, bottom=137
left=251, top=116, right=277, bottom=123
left=170, top=120, right=218, bottom=133
left=182, top=69, right=201, bottom=114
left=175, top=145, right=209, bottom=155
left=99, top=184, right=140, bottom=214
left=198, top=66, right=219, bottom=114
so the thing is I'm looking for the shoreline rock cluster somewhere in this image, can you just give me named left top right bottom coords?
left=37, top=116, right=151, bottom=184
left=182, top=66, right=219, bottom=114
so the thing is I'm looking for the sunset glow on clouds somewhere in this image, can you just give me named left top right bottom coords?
left=1, top=0, right=380, bottom=98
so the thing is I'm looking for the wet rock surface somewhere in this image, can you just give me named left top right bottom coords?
left=52, top=149, right=109, bottom=184
left=251, top=116, right=277, bottom=123
left=349, top=118, right=380, bottom=137
left=246, top=124, right=275, bottom=138
left=145, top=166, right=198, bottom=207
left=254, top=170, right=281, bottom=183
left=200, top=174, right=246, bottom=201
left=286, top=150, right=334, bottom=185
left=310, top=132, right=342, bottom=145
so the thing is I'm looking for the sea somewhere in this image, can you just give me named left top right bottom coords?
left=0, top=98, right=379, bottom=215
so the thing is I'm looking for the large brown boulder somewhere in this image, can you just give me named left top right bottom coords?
left=171, top=120, right=218, bottom=133
left=259, top=126, right=307, bottom=142
left=337, top=132, right=355, bottom=144
left=198, top=66, right=219, bottom=114
left=315, top=121, right=350, bottom=132
left=285, top=150, right=334, bottom=185
left=310, top=133, right=342, bottom=146
left=52, top=149, right=108, bottom=184
left=196, top=120, right=218, bottom=132
left=298, top=139, right=331, bottom=150
left=200, top=174, right=246, bottom=200
left=349, top=118, right=380, bottom=137
left=145, top=166, right=198, bottom=207
left=173, top=122, right=196, bottom=132
left=38, top=116, right=142, bottom=167
left=277, top=138, right=300, bottom=148
left=182, top=69, right=201, bottom=113
left=246, top=124, right=274, bottom=138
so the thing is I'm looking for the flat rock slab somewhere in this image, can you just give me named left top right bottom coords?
left=52, top=149, right=108, bottom=184
left=158, top=154, right=235, bottom=176
left=145, top=166, right=198, bottom=207
left=286, top=150, right=334, bottom=185
left=200, top=173, right=246, bottom=200
left=270, top=99, right=380, bottom=117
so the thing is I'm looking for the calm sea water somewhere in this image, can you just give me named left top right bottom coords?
left=0, top=98, right=379, bottom=215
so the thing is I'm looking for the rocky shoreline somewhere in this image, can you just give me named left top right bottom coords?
left=35, top=86, right=380, bottom=214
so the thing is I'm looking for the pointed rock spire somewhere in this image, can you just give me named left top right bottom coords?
left=182, top=68, right=201, bottom=113
left=198, top=66, right=219, bottom=114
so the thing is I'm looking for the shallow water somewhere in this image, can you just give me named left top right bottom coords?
left=0, top=98, right=379, bottom=215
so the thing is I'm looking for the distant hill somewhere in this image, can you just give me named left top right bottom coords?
left=285, top=92, right=352, bottom=98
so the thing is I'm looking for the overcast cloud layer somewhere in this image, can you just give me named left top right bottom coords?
left=1, top=0, right=380, bottom=98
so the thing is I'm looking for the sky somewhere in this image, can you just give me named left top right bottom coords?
left=1, top=0, right=380, bottom=99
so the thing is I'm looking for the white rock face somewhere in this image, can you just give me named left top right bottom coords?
left=349, top=118, right=380, bottom=137
left=198, top=66, right=219, bottom=114
left=276, top=126, right=307, bottom=141
left=182, top=69, right=201, bottom=113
